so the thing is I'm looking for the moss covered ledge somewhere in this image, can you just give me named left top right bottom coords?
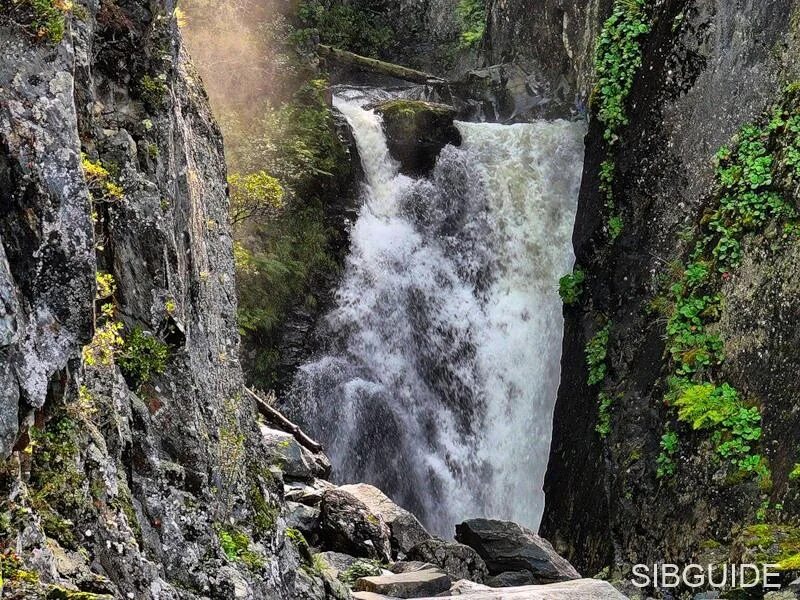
left=374, top=100, right=462, bottom=176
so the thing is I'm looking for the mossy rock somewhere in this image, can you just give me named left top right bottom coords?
left=47, top=587, right=115, bottom=600
left=374, top=100, right=461, bottom=175
left=738, top=524, right=800, bottom=571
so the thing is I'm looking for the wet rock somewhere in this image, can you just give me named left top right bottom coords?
left=354, top=569, right=451, bottom=598
left=261, top=425, right=332, bottom=481
left=285, top=478, right=337, bottom=506
left=484, top=570, right=535, bottom=588
left=455, top=519, right=580, bottom=583
left=374, top=100, right=461, bottom=176
left=339, top=483, right=431, bottom=556
left=320, top=488, right=392, bottom=561
left=450, top=64, right=573, bottom=123
left=406, top=539, right=488, bottom=584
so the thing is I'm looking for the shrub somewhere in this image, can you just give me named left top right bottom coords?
left=338, top=559, right=383, bottom=586
left=558, top=268, right=585, bottom=306
left=296, top=1, right=392, bottom=57
left=118, top=327, right=168, bottom=387
left=229, top=171, right=285, bottom=225
left=456, top=0, right=486, bottom=48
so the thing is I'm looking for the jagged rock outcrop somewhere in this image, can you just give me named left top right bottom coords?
left=538, top=0, right=800, bottom=587
left=0, top=2, right=344, bottom=598
left=406, top=539, right=488, bottom=584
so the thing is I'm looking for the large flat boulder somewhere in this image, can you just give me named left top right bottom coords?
left=355, top=569, right=451, bottom=598
left=455, top=519, right=580, bottom=584
left=374, top=100, right=461, bottom=176
left=320, top=488, right=392, bottom=561
left=422, top=579, right=628, bottom=599
left=407, top=539, right=488, bottom=584
left=339, top=483, right=431, bottom=556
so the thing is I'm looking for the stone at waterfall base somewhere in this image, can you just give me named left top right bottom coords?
left=455, top=519, right=581, bottom=584
left=353, top=578, right=628, bottom=599
left=354, top=569, right=451, bottom=598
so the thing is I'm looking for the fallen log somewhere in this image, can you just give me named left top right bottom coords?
left=244, top=386, right=324, bottom=453
left=318, top=44, right=447, bottom=85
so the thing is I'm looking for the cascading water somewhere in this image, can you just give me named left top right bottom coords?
left=287, top=92, right=585, bottom=536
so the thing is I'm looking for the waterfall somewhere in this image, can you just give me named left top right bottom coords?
left=287, top=94, right=585, bottom=537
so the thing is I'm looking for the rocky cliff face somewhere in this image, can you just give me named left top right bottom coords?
left=539, top=0, right=800, bottom=585
left=0, top=2, right=339, bottom=598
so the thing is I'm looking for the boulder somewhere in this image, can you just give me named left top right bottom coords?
left=355, top=569, right=451, bottom=598
left=284, top=478, right=336, bottom=506
left=285, top=501, right=321, bottom=537
left=390, top=561, right=439, bottom=574
left=339, top=483, right=431, bottom=556
left=316, top=551, right=360, bottom=578
left=261, top=425, right=331, bottom=481
left=320, top=488, right=392, bottom=561
left=407, top=539, right=488, bottom=584
left=455, top=519, right=580, bottom=584
left=485, top=570, right=534, bottom=588
left=423, top=579, right=628, bottom=599
left=374, top=100, right=461, bottom=176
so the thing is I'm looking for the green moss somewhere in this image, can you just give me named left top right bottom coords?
left=595, top=392, right=614, bottom=438
left=741, top=525, right=800, bottom=570
left=47, top=587, right=114, bottom=599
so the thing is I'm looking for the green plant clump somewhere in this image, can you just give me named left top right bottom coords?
left=656, top=430, right=679, bottom=479
left=596, top=392, right=614, bottom=438
left=558, top=268, right=586, bottom=305
left=592, top=0, right=651, bottom=143
left=585, top=322, right=611, bottom=386
left=338, top=559, right=383, bottom=586
left=217, top=526, right=264, bottom=570
left=117, top=327, right=168, bottom=388
left=656, top=86, right=800, bottom=484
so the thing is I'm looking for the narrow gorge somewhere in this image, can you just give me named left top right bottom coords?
left=1, top=0, right=800, bottom=599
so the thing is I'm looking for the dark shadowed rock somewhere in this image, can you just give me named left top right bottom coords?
left=285, top=501, right=321, bottom=538
left=455, top=519, right=580, bottom=583
left=339, top=483, right=431, bottom=556
left=485, top=570, right=535, bottom=588
left=320, top=488, right=392, bottom=561
left=406, top=539, right=488, bottom=584
left=374, top=100, right=461, bottom=176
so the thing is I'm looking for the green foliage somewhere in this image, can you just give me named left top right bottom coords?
left=656, top=430, right=679, bottom=479
left=81, top=153, right=124, bottom=201
left=596, top=392, right=614, bottom=438
left=139, top=74, right=168, bottom=110
left=8, top=0, right=70, bottom=43
left=338, top=559, right=383, bottom=586
left=297, top=1, right=392, bottom=57
left=558, top=268, right=586, bottom=306
left=665, top=294, right=723, bottom=375
left=229, top=171, right=285, bottom=225
left=607, top=215, right=624, bottom=241
left=593, top=0, right=651, bottom=143
left=585, top=322, right=611, bottom=386
left=217, top=526, right=264, bottom=570
left=456, top=0, right=486, bottom=48
left=790, top=464, right=800, bottom=481
left=117, top=327, right=168, bottom=388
